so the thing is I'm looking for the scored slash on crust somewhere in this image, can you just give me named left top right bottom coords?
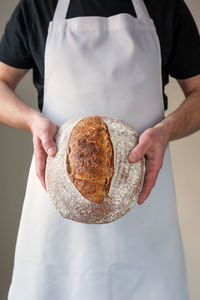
left=66, top=116, right=114, bottom=204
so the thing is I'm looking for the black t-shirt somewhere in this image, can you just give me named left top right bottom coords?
left=0, top=0, right=200, bottom=112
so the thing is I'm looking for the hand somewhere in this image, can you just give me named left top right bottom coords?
left=30, top=115, right=59, bottom=190
left=128, top=124, right=170, bottom=205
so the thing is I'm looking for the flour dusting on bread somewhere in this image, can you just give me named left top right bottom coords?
left=45, top=116, right=145, bottom=224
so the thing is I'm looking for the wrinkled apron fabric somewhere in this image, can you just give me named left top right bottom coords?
left=8, top=0, right=189, bottom=299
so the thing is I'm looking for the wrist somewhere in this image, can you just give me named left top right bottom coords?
left=153, top=118, right=173, bottom=144
left=25, top=109, right=44, bottom=133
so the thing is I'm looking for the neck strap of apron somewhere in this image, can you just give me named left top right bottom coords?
left=53, top=0, right=151, bottom=22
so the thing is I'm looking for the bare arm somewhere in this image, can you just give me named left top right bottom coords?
left=0, top=62, right=38, bottom=130
left=0, top=62, right=59, bottom=190
left=157, top=75, right=200, bottom=140
left=128, top=74, right=200, bottom=205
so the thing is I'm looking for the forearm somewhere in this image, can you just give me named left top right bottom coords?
left=0, top=79, right=59, bottom=190
left=0, top=80, right=42, bottom=131
left=128, top=88, right=200, bottom=204
left=155, top=89, right=200, bottom=142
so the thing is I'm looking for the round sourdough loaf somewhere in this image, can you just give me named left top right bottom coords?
left=45, top=116, right=145, bottom=224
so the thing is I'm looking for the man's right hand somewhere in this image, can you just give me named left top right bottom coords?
left=31, top=115, right=59, bottom=191
left=0, top=62, right=60, bottom=191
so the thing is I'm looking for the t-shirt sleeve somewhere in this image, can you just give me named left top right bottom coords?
left=167, top=0, right=200, bottom=79
left=0, top=0, right=34, bottom=69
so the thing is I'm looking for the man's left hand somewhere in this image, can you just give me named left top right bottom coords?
left=128, top=124, right=170, bottom=205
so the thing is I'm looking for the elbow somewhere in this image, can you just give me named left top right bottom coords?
left=0, top=78, right=16, bottom=91
left=0, top=62, right=29, bottom=91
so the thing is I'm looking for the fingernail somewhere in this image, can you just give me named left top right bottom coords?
left=47, top=147, right=55, bottom=155
left=137, top=200, right=143, bottom=205
left=137, top=199, right=143, bottom=205
left=129, top=153, right=137, bottom=162
left=137, top=194, right=143, bottom=205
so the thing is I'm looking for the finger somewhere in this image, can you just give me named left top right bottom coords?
left=128, top=133, right=151, bottom=163
left=137, top=161, right=161, bottom=205
left=40, top=132, right=57, bottom=156
left=34, top=136, right=47, bottom=191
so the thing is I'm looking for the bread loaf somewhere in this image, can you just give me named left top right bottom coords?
left=67, top=116, right=114, bottom=204
left=45, top=116, right=145, bottom=224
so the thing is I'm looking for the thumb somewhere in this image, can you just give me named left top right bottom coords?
left=128, top=140, right=149, bottom=163
left=41, top=136, right=57, bottom=157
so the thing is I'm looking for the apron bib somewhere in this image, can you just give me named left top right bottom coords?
left=8, top=0, right=189, bottom=299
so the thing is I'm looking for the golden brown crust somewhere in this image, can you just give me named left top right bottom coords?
left=66, top=116, right=114, bottom=204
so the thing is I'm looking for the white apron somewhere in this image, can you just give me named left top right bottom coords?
left=8, top=0, right=189, bottom=299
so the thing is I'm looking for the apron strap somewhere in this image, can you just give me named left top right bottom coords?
left=53, top=0, right=70, bottom=21
left=53, top=0, right=150, bottom=22
left=132, top=0, right=151, bottom=20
